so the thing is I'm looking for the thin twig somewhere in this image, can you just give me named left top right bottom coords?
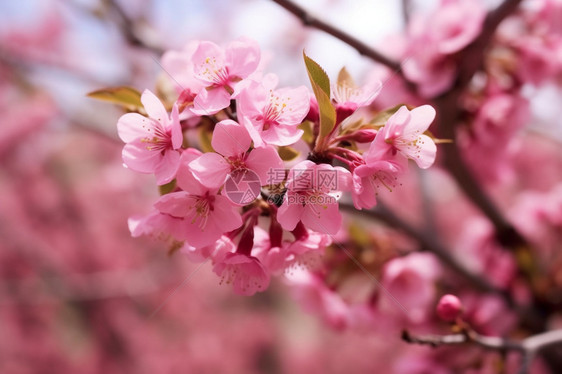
left=105, top=0, right=164, bottom=54
left=402, top=330, right=523, bottom=352
left=270, top=0, right=402, bottom=72
left=403, top=328, right=562, bottom=374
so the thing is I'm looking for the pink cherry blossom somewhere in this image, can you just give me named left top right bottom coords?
left=332, top=77, right=381, bottom=111
left=277, top=161, right=351, bottom=235
left=404, top=0, right=486, bottom=96
left=238, top=79, right=310, bottom=147
left=351, top=156, right=408, bottom=210
left=117, top=89, right=182, bottom=185
left=372, top=105, right=437, bottom=169
left=285, top=269, right=350, bottom=330
left=402, top=44, right=457, bottom=98
left=379, top=252, right=441, bottom=324
left=212, top=252, right=270, bottom=296
left=181, top=235, right=235, bottom=263
left=253, top=225, right=331, bottom=275
left=189, top=119, right=284, bottom=189
left=153, top=151, right=243, bottom=248
left=190, top=38, right=260, bottom=115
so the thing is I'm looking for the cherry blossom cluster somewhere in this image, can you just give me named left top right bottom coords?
left=118, top=38, right=437, bottom=295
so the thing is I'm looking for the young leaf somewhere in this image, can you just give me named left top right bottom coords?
left=303, top=52, right=336, bottom=151
left=87, top=86, right=144, bottom=112
left=303, top=51, right=331, bottom=96
left=199, top=126, right=214, bottom=153
left=369, top=104, right=405, bottom=127
left=277, top=146, right=301, bottom=161
left=337, top=67, right=355, bottom=88
left=159, top=179, right=177, bottom=195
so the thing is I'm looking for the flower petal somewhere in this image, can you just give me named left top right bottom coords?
left=192, top=87, right=231, bottom=115
left=211, top=119, right=251, bottom=157
left=277, top=195, right=305, bottom=231
left=189, top=152, right=230, bottom=188
left=245, top=146, right=284, bottom=185
left=301, top=202, right=342, bottom=235
left=141, top=89, right=169, bottom=123
left=122, top=140, right=161, bottom=173
left=154, top=149, right=181, bottom=185
left=117, top=113, right=151, bottom=143
left=225, top=37, right=261, bottom=78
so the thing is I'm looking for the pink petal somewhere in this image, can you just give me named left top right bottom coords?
left=408, top=105, right=436, bottom=133
left=191, top=41, right=226, bottom=85
left=154, top=191, right=193, bottom=217
left=386, top=105, right=410, bottom=134
left=122, top=140, right=161, bottom=173
left=154, top=150, right=181, bottom=185
left=117, top=113, right=151, bottom=143
left=245, top=146, right=284, bottom=185
left=301, top=202, right=342, bottom=235
left=412, top=134, right=437, bottom=169
left=333, top=166, right=353, bottom=192
left=277, top=195, right=305, bottom=231
left=225, top=37, right=261, bottom=78
left=183, top=220, right=223, bottom=248
left=238, top=114, right=265, bottom=148
left=211, top=119, right=251, bottom=157
left=176, top=151, right=210, bottom=195
left=352, top=174, right=378, bottom=210
left=169, top=103, right=183, bottom=149
left=191, top=86, right=231, bottom=115
left=209, top=195, right=243, bottom=232
left=275, top=86, right=311, bottom=126
left=141, top=89, right=168, bottom=123
left=262, top=124, right=303, bottom=146
left=189, top=152, right=230, bottom=188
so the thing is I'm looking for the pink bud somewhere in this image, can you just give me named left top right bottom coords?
left=436, top=294, right=463, bottom=322
left=352, top=129, right=378, bottom=143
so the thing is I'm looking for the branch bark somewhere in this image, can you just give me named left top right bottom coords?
left=270, top=0, right=402, bottom=72
left=403, top=328, right=562, bottom=374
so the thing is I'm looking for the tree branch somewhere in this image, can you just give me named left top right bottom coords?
left=340, top=202, right=546, bottom=332
left=105, top=0, right=164, bottom=54
left=403, top=328, right=562, bottom=374
left=340, top=202, right=505, bottom=297
left=270, top=0, right=402, bottom=72
left=435, top=0, right=527, bottom=246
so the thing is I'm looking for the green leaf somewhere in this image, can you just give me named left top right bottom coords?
left=87, top=86, right=144, bottom=112
left=303, top=52, right=336, bottom=151
left=158, top=179, right=176, bottom=195
left=369, top=104, right=405, bottom=127
left=298, top=121, right=315, bottom=145
left=303, top=51, right=331, bottom=96
left=199, top=126, right=214, bottom=153
left=277, top=146, right=300, bottom=161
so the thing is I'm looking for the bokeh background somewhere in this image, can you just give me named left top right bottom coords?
left=1, top=0, right=561, bottom=373
left=0, top=1, right=408, bottom=373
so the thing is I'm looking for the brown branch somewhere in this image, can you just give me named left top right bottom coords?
left=403, top=328, right=562, bottom=374
left=340, top=202, right=506, bottom=297
left=435, top=0, right=527, bottom=250
left=105, top=0, right=164, bottom=54
left=340, top=202, right=546, bottom=332
left=401, top=0, right=412, bottom=26
left=270, top=0, right=402, bottom=72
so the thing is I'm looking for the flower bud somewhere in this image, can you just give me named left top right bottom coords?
left=436, top=294, right=463, bottom=322
left=352, top=129, right=378, bottom=143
